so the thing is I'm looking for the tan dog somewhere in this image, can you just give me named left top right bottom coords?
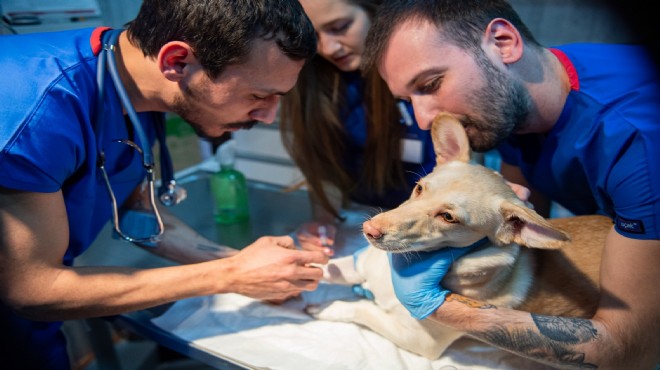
left=308, top=113, right=610, bottom=360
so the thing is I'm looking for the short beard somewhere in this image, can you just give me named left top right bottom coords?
left=461, top=49, right=532, bottom=152
left=171, top=86, right=258, bottom=141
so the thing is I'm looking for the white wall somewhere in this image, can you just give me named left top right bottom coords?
left=0, top=0, right=141, bottom=33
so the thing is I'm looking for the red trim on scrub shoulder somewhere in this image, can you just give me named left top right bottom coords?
left=550, top=48, right=580, bottom=91
left=90, top=26, right=112, bottom=56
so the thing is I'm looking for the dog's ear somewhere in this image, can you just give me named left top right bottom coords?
left=494, top=200, right=570, bottom=249
left=431, top=113, right=471, bottom=164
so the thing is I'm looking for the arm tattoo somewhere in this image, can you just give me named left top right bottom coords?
left=532, top=314, right=598, bottom=344
left=474, top=314, right=599, bottom=369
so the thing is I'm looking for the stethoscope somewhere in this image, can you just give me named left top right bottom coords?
left=96, top=29, right=187, bottom=244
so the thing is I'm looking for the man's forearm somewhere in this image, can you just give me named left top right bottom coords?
left=144, top=210, right=239, bottom=264
left=121, top=184, right=238, bottom=264
left=428, top=294, right=615, bottom=370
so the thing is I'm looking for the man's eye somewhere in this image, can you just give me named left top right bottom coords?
left=419, top=77, right=441, bottom=94
left=253, top=95, right=266, bottom=101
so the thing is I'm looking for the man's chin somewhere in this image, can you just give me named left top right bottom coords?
left=224, top=120, right=258, bottom=131
left=194, top=121, right=258, bottom=140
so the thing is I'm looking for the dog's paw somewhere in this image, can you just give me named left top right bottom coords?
left=305, top=301, right=358, bottom=322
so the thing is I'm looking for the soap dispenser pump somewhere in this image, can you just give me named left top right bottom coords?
left=210, top=139, right=250, bottom=224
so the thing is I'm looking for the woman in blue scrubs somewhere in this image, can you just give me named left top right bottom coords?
left=279, top=0, right=436, bottom=227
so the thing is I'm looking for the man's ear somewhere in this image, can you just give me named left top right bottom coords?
left=158, top=41, right=197, bottom=82
left=484, top=18, right=523, bottom=64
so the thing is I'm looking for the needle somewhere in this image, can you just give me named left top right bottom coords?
left=318, top=225, right=329, bottom=247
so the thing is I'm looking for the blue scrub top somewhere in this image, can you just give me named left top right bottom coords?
left=341, top=71, right=436, bottom=209
left=498, top=44, right=660, bottom=240
left=0, top=27, right=157, bottom=369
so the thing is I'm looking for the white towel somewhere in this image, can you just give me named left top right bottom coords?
left=151, top=285, right=554, bottom=370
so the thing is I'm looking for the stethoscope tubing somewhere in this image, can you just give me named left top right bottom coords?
left=96, top=28, right=166, bottom=244
left=100, top=29, right=154, bottom=166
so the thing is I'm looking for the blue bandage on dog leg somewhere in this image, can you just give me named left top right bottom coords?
left=350, top=246, right=374, bottom=299
left=352, top=284, right=375, bottom=300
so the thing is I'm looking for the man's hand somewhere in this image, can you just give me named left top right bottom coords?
left=223, top=236, right=329, bottom=301
left=388, top=246, right=475, bottom=319
left=504, top=180, right=530, bottom=201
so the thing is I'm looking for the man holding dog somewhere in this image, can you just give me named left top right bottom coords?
left=362, top=0, right=660, bottom=368
left=0, top=1, right=329, bottom=368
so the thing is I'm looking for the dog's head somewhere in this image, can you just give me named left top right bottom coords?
left=363, top=113, right=569, bottom=253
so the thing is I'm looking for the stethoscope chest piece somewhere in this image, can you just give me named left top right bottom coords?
left=159, top=179, right=188, bottom=207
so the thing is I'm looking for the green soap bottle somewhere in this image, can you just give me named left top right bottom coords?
left=211, top=140, right=250, bottom=224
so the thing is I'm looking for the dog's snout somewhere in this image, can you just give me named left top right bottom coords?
left=363, top=220, right=384, bottom=239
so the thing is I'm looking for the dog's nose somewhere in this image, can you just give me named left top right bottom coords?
left=362, top=220, right=383, bottom=239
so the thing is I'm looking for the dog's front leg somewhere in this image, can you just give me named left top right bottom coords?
left=321, top=255, right=364, bottom=285
left=307, top=300, right=455, bottom=360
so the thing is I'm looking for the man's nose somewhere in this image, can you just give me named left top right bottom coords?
left=249, top=96, right=280, bottom=124
left=410, top=98, right=435, bottom=130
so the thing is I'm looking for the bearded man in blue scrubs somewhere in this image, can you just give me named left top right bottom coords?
left=0, top=1, right=329, bottom=368
left=361, top=0, right=660, bottom=369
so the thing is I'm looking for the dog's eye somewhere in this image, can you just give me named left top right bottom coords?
left=413, top=183, right=423, bottom=197
left=439, top=212, right=458, bottom=223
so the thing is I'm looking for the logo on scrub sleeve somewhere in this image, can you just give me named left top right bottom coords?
left=615, top=216, right=645, bottom=234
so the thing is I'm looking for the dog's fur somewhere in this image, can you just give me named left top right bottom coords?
left=307, top=113, right=611, bottom=359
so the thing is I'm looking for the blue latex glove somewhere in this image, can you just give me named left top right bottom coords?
left=388, top=246, right=477, bottom=319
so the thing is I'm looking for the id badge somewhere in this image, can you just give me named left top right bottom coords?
left=401, top=138, right=423, bottom=164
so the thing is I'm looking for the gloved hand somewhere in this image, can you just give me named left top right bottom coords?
left=388, top=246, right=477, bottom=319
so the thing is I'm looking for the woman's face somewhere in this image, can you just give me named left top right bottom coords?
left=299, top=0, right=371, bottom=72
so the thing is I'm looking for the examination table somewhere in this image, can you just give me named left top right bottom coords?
left=75, top=163, right=553, bottom=370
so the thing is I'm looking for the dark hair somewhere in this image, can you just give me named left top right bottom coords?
left=126, top=0, right=317, bottom=78
left=362, top=0, right=540, bottom=72
left=280, top=0, right=405, bottom=219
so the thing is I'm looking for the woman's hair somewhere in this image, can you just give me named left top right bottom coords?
left=279, top=0, right=405, bottom=219
left=362, top=0, right=540, bottom=72
left=126, top=0, right=317, bottom=79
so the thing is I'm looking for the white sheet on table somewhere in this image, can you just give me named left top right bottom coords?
left=151, top=283, right=554, bottom=370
